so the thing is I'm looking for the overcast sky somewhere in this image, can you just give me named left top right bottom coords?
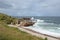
left=0, top=0, right=60, bottom=16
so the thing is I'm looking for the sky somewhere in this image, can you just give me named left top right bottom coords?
left=0, top=0, right=60, bottom=16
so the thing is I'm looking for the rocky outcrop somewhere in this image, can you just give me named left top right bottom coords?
left=22, top=18, right=30, bottom=20
left=20, top=20, right=35, bottom=27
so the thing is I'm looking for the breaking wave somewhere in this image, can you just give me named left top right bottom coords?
left=24, top=17, right=60, bottom=37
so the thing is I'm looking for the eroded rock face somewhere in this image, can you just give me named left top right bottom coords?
left=20, top=20, right=35, bottom=27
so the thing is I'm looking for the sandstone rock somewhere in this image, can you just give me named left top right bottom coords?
left=20, top=20, right=35, bottom=27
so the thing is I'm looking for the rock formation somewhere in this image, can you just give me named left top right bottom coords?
left=20, top=20, right=35, bottom=27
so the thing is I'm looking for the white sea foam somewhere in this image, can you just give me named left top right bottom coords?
left=25, top=26, right=60, bottom=37
left=33, top=19, right=55, bottom=26
left=24, top=18, right=60, bottom=37
left=58, top=28, right=60, bottom=29
left=36, top=19, right=44, bottom=23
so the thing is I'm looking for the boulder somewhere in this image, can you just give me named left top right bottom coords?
left=20, top=20, right=35, bottom=27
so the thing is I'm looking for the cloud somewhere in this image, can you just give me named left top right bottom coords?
left=0, top=0, right=60, bottom=16
left=0, top=0, right=15, bottom=9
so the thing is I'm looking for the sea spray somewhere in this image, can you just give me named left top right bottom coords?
left=24, top=17, right=60, bottom=37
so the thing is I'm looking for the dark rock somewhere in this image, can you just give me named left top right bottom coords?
left=22, top=18, right=30, bottom=20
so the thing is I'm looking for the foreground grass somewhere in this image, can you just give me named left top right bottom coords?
left=0, top=24, right=44, bottom=40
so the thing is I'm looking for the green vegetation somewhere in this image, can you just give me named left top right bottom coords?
left=0, top=24, right=44, bottom=40
left=0, top=13, right=17, bottom=24
left=45, top=38, right=48, bottom=40
left=0, top=13, right=47, bottom=40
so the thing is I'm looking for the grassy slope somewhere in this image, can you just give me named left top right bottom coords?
left=0, top=24, right=44, bottom=40
left=0, top=13, right=17, bottom=24
left=0, top=13, right=45, bottom=40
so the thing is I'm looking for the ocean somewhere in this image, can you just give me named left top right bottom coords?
left=16, top=16, right=60, bottom=35
left=16, top=16, right=60, bottom=24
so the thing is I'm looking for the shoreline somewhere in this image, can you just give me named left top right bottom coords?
left=24, top=26, right=60, bottom=38
left=8, top=25, right=60, bottom=40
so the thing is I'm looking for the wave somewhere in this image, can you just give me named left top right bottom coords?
left=36, top=19, right=44, bottom=23
left=33, top=18, right=55, bottom=27
left=24, top=17, right=60, bottom=37
left=25, top=26, right=60, bottom=37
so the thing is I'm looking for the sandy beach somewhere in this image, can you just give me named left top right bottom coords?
left=8, top=25, right=60, bottom=40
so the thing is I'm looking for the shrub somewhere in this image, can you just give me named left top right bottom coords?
left=44, top=37, right=48, bottom=40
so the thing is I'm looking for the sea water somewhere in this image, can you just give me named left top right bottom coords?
left=24, top=17, right=60, bottom=37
